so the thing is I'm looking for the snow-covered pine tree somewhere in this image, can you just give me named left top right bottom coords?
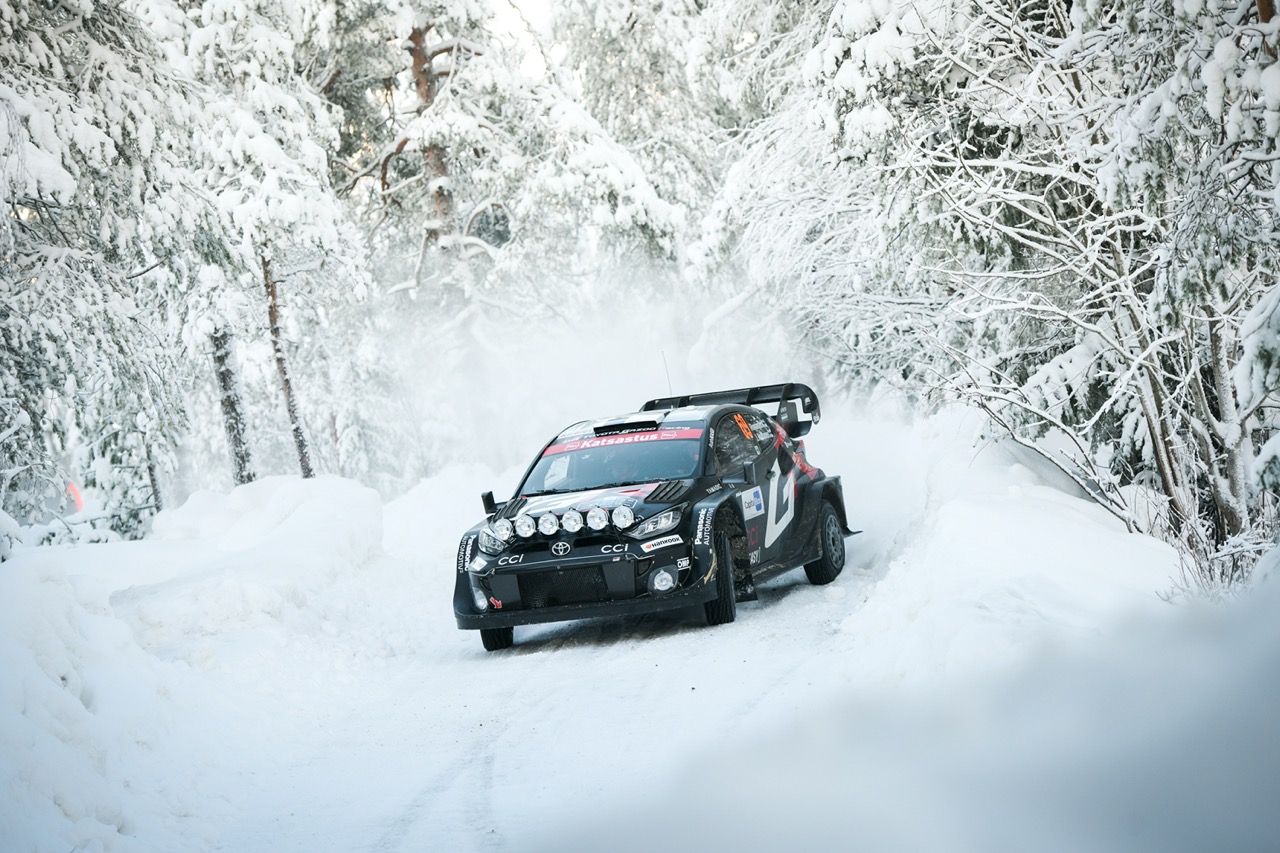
left=549, top=0, right=729, bottom=256
left=261, top=0, right=697, bottom=490
left=130, top=0, right=370, bottom=482
left=327, top=0, right=687, bottom=302
left=718, top=1, right=1051, bottom=399
left=1, top=0, right=196, bottom=538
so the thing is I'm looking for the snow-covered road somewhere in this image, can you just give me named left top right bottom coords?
left=14, top=403, right=1273, bottom=853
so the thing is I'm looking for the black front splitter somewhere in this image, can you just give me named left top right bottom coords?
left=455, top=581, right=718, bottom=630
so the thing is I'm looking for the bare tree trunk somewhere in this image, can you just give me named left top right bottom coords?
left=406, top=27, right=455, bottom=238
left=211, top=327, right=257, bottom=485
left=405, top=24, right=458, bottom=299
left=261, top=257, right=315, bottom=479
left=1204, top=306, right=1251, bottom=538
left=145, top=442, right=163, bottom=512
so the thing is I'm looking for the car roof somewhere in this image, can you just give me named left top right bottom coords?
left=553, top=404, right=762, bottom=442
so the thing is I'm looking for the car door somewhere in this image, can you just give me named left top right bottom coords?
left=712, top=410, right=785, bottom=569
left=741, top=410, right=799, bottom=565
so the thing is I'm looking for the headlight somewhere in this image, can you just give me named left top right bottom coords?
left=538, top=513, right=559, bottom=535
left=626, top=505, right=684, bottom=539
left=514, top=515, right=537, bottom=538
left=611, top=505, right=635, bottom=530
left=586, top=507, right=609, bottom=530
left=478, top=526, right=507, bottom=555
left=561, top=509, right=584, bottom=533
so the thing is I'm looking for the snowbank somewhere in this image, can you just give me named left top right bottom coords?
left=0, top=476, right=384, bottom=853
left=549, top=573, right=1280, bottom=853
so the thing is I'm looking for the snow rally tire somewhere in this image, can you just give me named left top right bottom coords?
left=804, top=501, right=846, bottom=585
left=703, top=530, right=737, bottom=626
left=481, top=626, right=514, bottom=651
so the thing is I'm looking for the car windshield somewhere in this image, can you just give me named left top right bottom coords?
left=520, top=435, right=703, bottom=495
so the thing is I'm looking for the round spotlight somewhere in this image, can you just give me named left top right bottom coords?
left=514, top=515, right=536, bottom=538
left=561, top=509, right=584, bottom=533
left=586, top=507, right=609, bottom=531
left=538, top=513, right=560, bottom=535
left=652, top=569, right=675, bottom=592
left=492, top=518, right=514, bottom=541
left=611, top=505, right=635, bottom=530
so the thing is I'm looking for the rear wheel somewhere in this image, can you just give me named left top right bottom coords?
left=804, top=501, right=846, bottom=585
left=703, top=530, right=737, bottom=626
left=480, top=626, right=514, bottom=651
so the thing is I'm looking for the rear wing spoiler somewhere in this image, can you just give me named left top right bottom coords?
left=641, top=383, right=821, bottom=437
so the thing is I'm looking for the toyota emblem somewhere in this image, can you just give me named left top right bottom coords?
left=551, top=541, right=571, bottom=557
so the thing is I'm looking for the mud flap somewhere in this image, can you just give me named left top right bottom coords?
left=734, top=571, right=758, bottom=603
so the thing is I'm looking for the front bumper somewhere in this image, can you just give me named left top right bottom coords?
left=454, top=543, right=714, bottom=630
left=455, top=581, right=716, bottom=629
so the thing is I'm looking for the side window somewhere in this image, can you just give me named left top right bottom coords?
left=744, top=411, right=776, bottom=455
left=748, top=409, right=797, bottom=475
left=713, top=413, right=760, bottom=475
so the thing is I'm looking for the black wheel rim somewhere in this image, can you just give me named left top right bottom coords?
left=824, top=513, right=844, bottom=566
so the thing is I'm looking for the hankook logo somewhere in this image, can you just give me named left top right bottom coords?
left=551, top=541, right=572, bottom=557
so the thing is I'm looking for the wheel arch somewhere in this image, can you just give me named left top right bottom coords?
left=816, top=475, right=855, bottom=535
left=690, top=492, right=746, bottom=585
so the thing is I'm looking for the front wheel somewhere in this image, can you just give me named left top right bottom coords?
left=703, top=530, right=737, bottom=626
left=804, top=501, right=846, bottom=585
left=480, top=626, right=514, bottom=651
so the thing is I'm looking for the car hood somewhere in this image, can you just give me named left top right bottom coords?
left=513, top=483, right=663, bottom=518
left=511, top=480, right=699, bottom=519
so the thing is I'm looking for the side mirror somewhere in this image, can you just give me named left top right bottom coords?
left=481, top=491, right=497, bottom=515
left=742, top=462, right=755, bottom=485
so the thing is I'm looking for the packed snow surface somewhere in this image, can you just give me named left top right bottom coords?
left=3, top=404, right=1278, bottom=852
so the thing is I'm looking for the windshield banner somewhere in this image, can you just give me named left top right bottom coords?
left=542, top=428, right=704, bottom=457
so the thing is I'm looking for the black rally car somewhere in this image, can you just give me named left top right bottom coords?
left=453, top=383, right=854, bottom=651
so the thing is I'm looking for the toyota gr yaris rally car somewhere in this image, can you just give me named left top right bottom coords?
left=454, top=383, right=854, bottom=651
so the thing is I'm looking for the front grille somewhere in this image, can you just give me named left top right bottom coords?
left=519, top=566, right=609, bottom=608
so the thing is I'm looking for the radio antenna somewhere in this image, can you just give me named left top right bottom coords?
left=661, top=350, right=673, bottom=395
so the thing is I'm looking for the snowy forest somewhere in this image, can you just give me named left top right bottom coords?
left=5, top=0, right=1280, bottom=590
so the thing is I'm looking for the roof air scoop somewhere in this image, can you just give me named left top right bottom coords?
left=594, top=420, right=661, bottom=436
